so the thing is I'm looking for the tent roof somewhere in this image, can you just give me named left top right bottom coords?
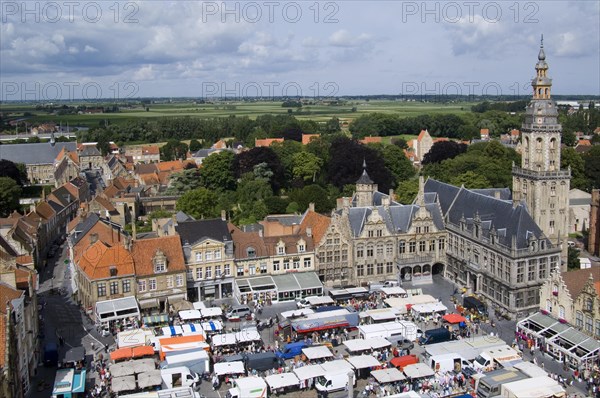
left=443, top=313, right=467, bottom=324
left=265, top=372, right=300, bottom=389
left=302, top=345, right=333, bottom=360
left=346, top=355, right=380, bottom=369
left=371, top=368, right=406, bottom=383
left=214, top=361, right=245, bottom=376
left=403, top=363, right=435, bottom=379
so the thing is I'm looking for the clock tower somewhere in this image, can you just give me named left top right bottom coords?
left=512, top=36, right=570, bottom=269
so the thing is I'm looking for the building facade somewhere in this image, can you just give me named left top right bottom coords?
left=512, top=39, right=570, bottom=267
left=589, top=189, right=600, bottom=256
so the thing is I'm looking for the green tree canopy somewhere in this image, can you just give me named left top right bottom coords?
left=199, top=151, right=236, bottom=192
left=292, top=151, right=323, bottom=182
left=176, top=187, right=219, bottom=219
left=383, top=145, right=416, bottom=184
left=451, top=171, right=491, bottom=189
left=561, top=147, right=587, bottom=191
left=0, top=177, right=22, bottom=217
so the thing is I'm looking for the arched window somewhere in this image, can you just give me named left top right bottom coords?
left=546, top=299, right=552, bottom=312
left=559, top=306, right=565, bottom=319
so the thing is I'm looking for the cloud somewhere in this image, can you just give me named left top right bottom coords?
left=132, top=65, right=156, bottom=81
left=328, top=29, right=372, bottom=47
left=84, top=45, right=99, bottom=53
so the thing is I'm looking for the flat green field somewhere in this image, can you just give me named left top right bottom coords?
left=1, top=100, right=472, bottom=128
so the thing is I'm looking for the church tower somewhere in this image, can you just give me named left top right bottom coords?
left=512, top=36, right=570, bottom=268
left=355, top=160, right=377, bottom=207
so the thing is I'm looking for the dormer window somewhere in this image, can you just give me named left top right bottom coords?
left=298, top=244, right=305, bottom=253
left=153, top=249, right=167, bottom=273
left=247, top=247, right=256, bottom=258
left=586, top=298, right=593, bottom=312
left=278, top=245, right=285, bottom=255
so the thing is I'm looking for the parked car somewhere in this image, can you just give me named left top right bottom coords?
left=226, top=305, right=252, bottom=320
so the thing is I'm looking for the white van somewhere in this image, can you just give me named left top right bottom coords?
left=161, top=366, right=200, bottom=389
left=428, top=353, right=472, bottom=374
left=315, top=373, right=356, bottom=393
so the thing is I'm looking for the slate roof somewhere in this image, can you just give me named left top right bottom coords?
left=0, top=142, right=77, bottom=165
left=570, top=198, right=591, bottom=206
left=424, top=178, right=550, bottom=250
left=176, top=219, right=232, bottom=246
left=79, top=145, right=101, bottom=157
left=343, top=203, right=444, bottom=238
left=471, top=188, right=512, bottom=201
left=356, top=170, right=374, bottom=184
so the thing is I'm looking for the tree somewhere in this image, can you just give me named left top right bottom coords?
left=323, top=117, right=341, bottom=134
left=584, top=145, right=600, bottom=189
left=289, top=185, right=334, bottom=213
left=176, top=188, right=219, bottom=219
left=451, top=171, right=491, bottom=189
left=0, top=159, right=25, bottom=185
left=422, top=141, right=468, bottom=165
left=396, top=179, right=419, bottom=204
left=561, top=147, right=587, bottom=191
left=199, top=151, right=236, bottom=192
left=160, top=139, right=189, bottom=161
left=189, top=139, right=202, bottom=152
left=233, top=147, right=285, bottom=192
left=292, top=151, right=323, bottom=182
left=383, top=145, right=416, bottom=183
left=0, top=177, right=22, bottom=216
left=167, top=168, right=203, bottom=194
left=567, top=246, right=580, bottom=270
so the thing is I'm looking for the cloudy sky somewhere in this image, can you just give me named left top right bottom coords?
left=1, top=1, right=598, bottom=100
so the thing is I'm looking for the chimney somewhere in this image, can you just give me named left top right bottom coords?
left=495, top=191, right=501, bottom=199
left=306, top=227, right=312, bottom=237
left=308, top=203, right=315, bottom=212
left=123, top=235, right=131, bottom=250
left=89, top=233, right=98, bottom=245
left=258, top=229, right=263, bottom=237
left=389, top=189, right=395, bottom=202
left=382, top=197, right=390, bottom=207
left=221, top=210, right=227, bottom=221
left=132, top=218, right=137, bottom=240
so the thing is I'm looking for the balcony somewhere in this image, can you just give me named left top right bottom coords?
left=512, top=165, right=570, bottom=180
left=396, top=253, right=438, bottom=266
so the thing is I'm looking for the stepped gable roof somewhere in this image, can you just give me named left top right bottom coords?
left=0, top=142, right=77, bottom=165
left=561, top=268, right=600, bottom=298
left=299, top=210, right=330, bottom=245
left=176, top=219, right=231, bottom=246
left=131, top=235, right=185, bottom=276
left=425, top=178, right=549, bottom=250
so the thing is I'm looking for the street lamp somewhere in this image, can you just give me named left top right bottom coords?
left=347, top=371, right=354, bottom=398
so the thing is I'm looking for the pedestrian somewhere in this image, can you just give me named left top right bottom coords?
left=91, top=341, right=95, bottom=350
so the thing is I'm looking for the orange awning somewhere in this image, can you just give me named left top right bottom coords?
left=442, top=313, right=467, bottom=324
left=110, top=347, right=133, bottom=361
left=132, top=345, right=155, bottom=358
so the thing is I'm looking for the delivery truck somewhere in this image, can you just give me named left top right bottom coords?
left=227, top=377, right=267, bottom=398
left=160, top=366, right=200, bottom=389
left=475, top=368, right=528, bottom=398
left=359, top=320, right=420, bottom=342
left=418, top=327, right=452, bottom=345
left=500, top=375, right=565, bottom=398
left=472, top=345, right=521, bottom=371
left=428, top=353, right=473, bottom=374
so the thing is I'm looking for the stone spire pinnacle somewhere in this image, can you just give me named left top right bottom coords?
left=538, top=34, right=546, bottom=61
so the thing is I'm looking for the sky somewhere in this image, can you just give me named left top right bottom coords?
left=1, top=1, right=599, bottom=100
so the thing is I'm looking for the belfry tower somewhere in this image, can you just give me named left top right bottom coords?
left=512, top=36, right=570, bottom=268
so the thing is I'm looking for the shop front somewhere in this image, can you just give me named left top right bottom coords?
left=234, top=272, right=323, bottom=305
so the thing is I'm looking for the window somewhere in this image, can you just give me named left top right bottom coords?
left=278, top=246, right=285, bottom=255
left=386, top=243, right=393, bottom=256
left=205, top=251, right=213, bottom=261
left=517, top=261, right=525, bottom=283
left=367, top=246, right=374, bottom=257
left=97, top=283, right=106, bottom=297
left=249, top=265, right=256, bottom=275
left=293, top=259, right=300, bottom=269
left=176, top=274, right=183, bottom=287
left=155, top=259, right=166, bottom=273
left=215, top=265, right=221, bottom=277
left=108, top=281, right=118, bottom=295
left=237, top=266, right=244, bottom=276
left=399, top=241, right=406, bottom=254
left=284, top=259, right=290, bottom=270
left=409, top=241, right=416, bottom=253
left=298, top=244, right=305, bottom=253
left=195, top=252, right=202, bottom=262
left=122, top=280, right=131, bottom=293
left=528, top=260, right=536, bottom=281
left=376, top=229, right=383, bottom=237
left=576, top=311, right=583, bottom=328
left=205, top=267, right=212, bottom=279
left=559, top=306, right=565, bottom=320
left=167, top=276, right=174, bottom=288
left=386, top=262, right=394, bottom=273
left=376, top=244, right=383, bottom=256
left=596, top=320, right=600, bottom=338
left=367, top=264, right=374, bottom=275
left=546, top=299, right=552, bottom=312
left=224, top=264, right=231, bottom=276
left=368, top=230, right=374, bottom=237
left=247, top=247, right=256, bottom=258
left=304, top=258, right=311, bottom=268
left=419, top=241, right=426, bottom=252
left=138, top=280, right=146, bottom=292
left=424, top=226, right=430, bottom=233
left=214, top=250, right=221, bottom=260
left=416, top=227, right=421, bottom=233
left=273, top=261, right=280, bottom=272
left=549, top=220, right=555, bottom=234
left=585, top=298, right=593, bottom=312
left=539, top=258, right=547, bottom=279
left=357, top=264, right=364, bottom=277
left=260, top=263, right=268, bottom=273
left=196, top=267, right=203, bottom=280
left=149, top=279, right=157, bottom=291
left=377, top=263, right=383, bottom=274
left=586, top=316, right=593, bottom=334
left=429, top=240, right=435, bottom=251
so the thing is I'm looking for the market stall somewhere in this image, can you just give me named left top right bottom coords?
left=179, top=310, right=202, bottom=321
left=214, top=361, right=245, bottom=376
left=346, top=355, right=381, bottom=369
left=302, top=345, right=334, bottom=361
left=402, top=363, right=435, bottom=379
left=111, top=376, right=136, bottom=394
left=265, top=372, right=300, bottom=391
left=137, top=370, right=162, bottom=389
left=371, top=368, right=406, bottom=384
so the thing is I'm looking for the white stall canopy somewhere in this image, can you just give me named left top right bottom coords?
left=200, top=307, right=223, bottom=318
left=411, top=302, right=447, bottom=315
left=212, top=333, right=237, bottom=347
left=403, top=363, right=435, bottom=379
left=214, top=361, right=245, bottom=376
left=347, top=355, right=381, bottom=369
left=293, top=364, right=327, bottom=380
left=302, top=345, right=334, bottom=360
left=371, top=368, right=406, bottom=383
left=265, top=372, right=300, bottom=389
left=235, top=330, right=261, bottom=343
left=179, top=310, right=202, bottom=321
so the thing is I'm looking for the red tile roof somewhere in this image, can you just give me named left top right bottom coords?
left=255, top=138, right=284, bottom=147
left=360, top=136, right=382, bottom=144
left=131, top=235, right=186, bottom=276
left=78, top=241, right=135, bottom=280
left=299, top=210, right=330, bottom=245
left=302, top=134, right=320, bottom=145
